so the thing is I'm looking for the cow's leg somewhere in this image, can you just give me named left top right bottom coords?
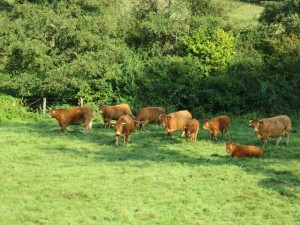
left=213, top=132, right=218, bottom=141
left=60, top=124, right=67, bottom=133
left=168, top=132, right=173, bottom=139
left=286, top=132, right=290, bottom=145
left=181, top=130, right=186, bottom=137
left=125, top=134, right=130, bottom=146
left=85, top=120, right=93, bottom=133
left=115, top=135, right=119, bottom=147
left=276, top=136, right=282, bottom=145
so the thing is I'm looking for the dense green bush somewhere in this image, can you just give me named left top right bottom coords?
left=0, top=94, right=38, bottom=120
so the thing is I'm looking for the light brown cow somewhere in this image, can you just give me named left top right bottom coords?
left=99, top=103, right=134, bottom=129
left=248, top=115, right=291, bottom=147
left=203, top=115, right=230, bottom=141
left=225, top=142, right=264, bottom=158
left=159, top=110, right=192, bottom=139
left=185, top=119, right=200, bottom=142
left=115, top=115, right=139, bottom=147
left=49, top=107, right=93, bottom=133
left=135, top=107, right=165, bottom=131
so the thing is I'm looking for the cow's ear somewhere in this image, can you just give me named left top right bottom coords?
left=167, top=115, right=171, bottom=119
left=259, top=120, right=264, bottom=125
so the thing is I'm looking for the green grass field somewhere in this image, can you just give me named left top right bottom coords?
left=0, top=116, right=299, bottom=225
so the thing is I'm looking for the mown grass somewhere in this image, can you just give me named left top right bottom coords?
left=0, top=116, right=299, bottom=225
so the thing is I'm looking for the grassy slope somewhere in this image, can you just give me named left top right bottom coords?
left=0, top=116, right=299, bottom=225
left=225, top=1, right=264, bottom=29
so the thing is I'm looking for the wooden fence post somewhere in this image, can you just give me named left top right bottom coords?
left=80, top=97, right=84, bottom=107
left=43, top=97, right=46, bottom=115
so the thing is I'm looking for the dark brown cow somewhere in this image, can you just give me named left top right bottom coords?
left=49, top=107, right=93, bottom=133
left=99, top=103, right=134, bottom=129
left=114, top=115, right=139, bottom=147
left=160, top=110, right=192, bottom=139
left=249, top=115, right=291, bottom=147
left=135, top=107, right=165, bottom=131
left=203, top=115, right=230, bottom=141
left=185, top=119, right=200, bottom=142
left=225, top=142, right=264, bottom=158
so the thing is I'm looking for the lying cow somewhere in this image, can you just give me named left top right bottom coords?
left=225, top=142, right=264, bottom=158
left=185, top=119, right=200, bottom=142
left=135, top=106, right=165, bottom=131
left=49, top=107, right=93, bottom=133
left=159, top=110, right=192, bottom=139
left=99, top=103, right=134, bottom=129
left=249, top=115, right=291, bottom=147
left=114, top=115, right=140, bottom=147
left=203, top=115, right=230, bottom=141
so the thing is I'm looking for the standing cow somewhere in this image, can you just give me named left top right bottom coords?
left=99, top=103, right=134, bottom=129
left=249, top=115, right=291, bottom=147
left=203, top=115, right=230, bottom=141
left=114, top=115, right=139, bottom=147
left=135, top=106, right=165, bottom=131
left=159, top=110, right=192, bottom=139
left=185, top=119, right=200, bottom=142
left=225, top=142, right=264, bottom=158
left=49, top=107, right=93, bottom=133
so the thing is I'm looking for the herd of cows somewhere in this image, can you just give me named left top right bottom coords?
left=48, top=104, right=292, bottom=158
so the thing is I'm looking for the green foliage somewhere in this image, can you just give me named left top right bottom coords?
left=0, top=0, right=299, bottom=115
left=181, top=27, right=235, bottom=75
left=0, top=93, right=37, bottom=120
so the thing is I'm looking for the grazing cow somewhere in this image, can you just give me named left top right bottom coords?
left=49, top=107, right=93, bottom=133
left=225, top=142, right=264, bottom=158
left=159, top=110, right=192, bottom=139
left=99, top=103, right=134, bottom=129
left=249, top=115, right=291, bottom=147
left=114, top=115, right=139, bottom=147
left=135, top=106, right=165, bottom=131
left=185, top=119, right=200, bottom=142
left=203, top=115, right=230, bottom=141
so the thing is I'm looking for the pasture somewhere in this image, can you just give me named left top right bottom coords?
left=0, top=116, right=299, bottom=225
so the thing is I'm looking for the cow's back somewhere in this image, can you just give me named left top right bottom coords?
left=215, top=115, right=230, bottom=129
left=261, top=115, right=291, bottom=135
left=103, top=104, right=132, bottom=120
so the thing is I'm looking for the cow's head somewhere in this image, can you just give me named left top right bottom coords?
left=202, top=119, right=210, bottom=130
left=225, top=141, right=234, bottom=153
left=115, top=122, right=126, bottom=137
left=98, top=104, right=106, bottom=113
left=248, top=119, right=261, bottom=132
left=49, top=107, right=59, bottom=118
left=158, top=113, right=167, bottom=128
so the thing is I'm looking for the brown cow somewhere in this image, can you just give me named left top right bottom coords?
left=225, top=142, right=264, bottom=158
left=185, top=119, right=200, bottom=142
left=99, top=103, right=134, bottom=129
left=203, top=115, right=230, bottom=141
left=114, top=115, right=139, bottom=147
left=49, top=107, right=93, bottom=133
left=160, top=110, right=192, bottom=139
left=135, top=107, right=165, bottom=131
left=249, top=115, right=291, bottom=147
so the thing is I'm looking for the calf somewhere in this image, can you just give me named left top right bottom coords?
left=135, top=106, right=165, bottom=131
left=203, top=115, right=230, bottom=141
left=249, top=115, right=291, bottom=147
left=99, top=103, right=134, bottom=129
left=225, top=142, right=264, bottom=158
left=115, top=115, right=139, bottom=147
left=49, top=107, right=93, bottom=133
left=185, top=119, right=200, bottom=142
left=160, top=110, right=192, bottom=139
